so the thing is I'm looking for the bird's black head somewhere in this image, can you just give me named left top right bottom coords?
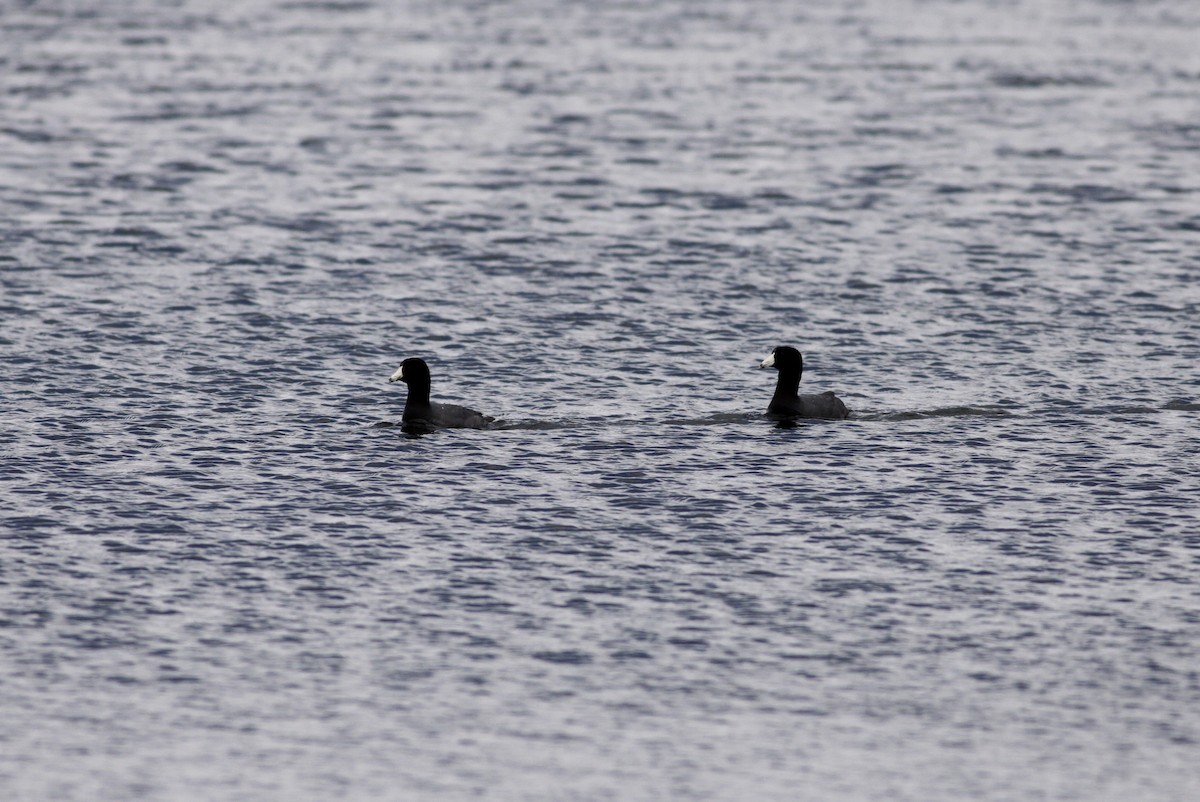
left=388, top=357, right=431, bottom=385
left=759, top=345, right=803, bottom=373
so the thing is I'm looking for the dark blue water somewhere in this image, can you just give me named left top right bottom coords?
left=3, top=1, right=1200, bottom=799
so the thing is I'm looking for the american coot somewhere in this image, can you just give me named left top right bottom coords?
left=388, top=357, right=494, bottom=433
left=759, top=346, right=849, bottom=420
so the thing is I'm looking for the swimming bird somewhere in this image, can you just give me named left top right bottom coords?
left=758, top=346, right=849, bottom=420
left=388, top=357, right=494, bottom=433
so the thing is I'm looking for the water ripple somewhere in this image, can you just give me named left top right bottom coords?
left=3, top=1, right=1200, bottom=801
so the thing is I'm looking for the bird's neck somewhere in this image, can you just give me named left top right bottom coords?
left=774, top=368, right=801, bottom=401
left=403, top=379, right=433, bottom=414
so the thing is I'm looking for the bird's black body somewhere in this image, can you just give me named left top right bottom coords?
left=388, top=357, right=494, bottom=434
left=759, top=346, right=849, bottom=420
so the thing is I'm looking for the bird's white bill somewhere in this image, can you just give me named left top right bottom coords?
left=759, top=353, right=775, bottom=368
left=388, top=366, right=405, bottom=383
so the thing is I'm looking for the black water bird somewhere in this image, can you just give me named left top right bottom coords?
left=758, top=346, right=849, bottom=420
left=388, top=357, right=494, bottom=433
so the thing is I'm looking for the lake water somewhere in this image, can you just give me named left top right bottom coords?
left=3, top=1, right=1200, bottom=799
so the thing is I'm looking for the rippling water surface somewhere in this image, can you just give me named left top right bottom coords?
left=3, top=1, right=1200, bottom=799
